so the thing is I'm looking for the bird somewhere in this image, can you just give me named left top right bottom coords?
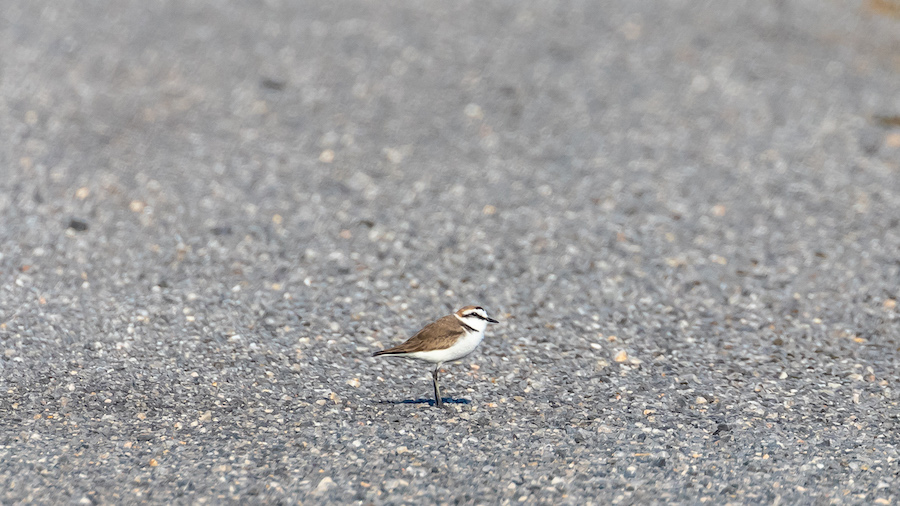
left=372, top=305, right=499, bottom=407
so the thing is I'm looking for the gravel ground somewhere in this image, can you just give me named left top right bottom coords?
left=2, top=0, right=900, bottom=504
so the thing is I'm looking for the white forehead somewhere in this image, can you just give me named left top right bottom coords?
left=463, top=307, right=487, bottom=319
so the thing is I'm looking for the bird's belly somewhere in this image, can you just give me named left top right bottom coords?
left=407, top=331, right=484, bottom=363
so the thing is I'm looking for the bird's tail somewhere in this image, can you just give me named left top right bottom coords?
left=372, top=348, right=404, bottom=357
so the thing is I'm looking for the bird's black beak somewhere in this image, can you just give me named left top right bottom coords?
left=486, top=317, right=499, bottom=323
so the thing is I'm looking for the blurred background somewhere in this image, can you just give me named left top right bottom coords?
left=3, top=1, right=898, bottom=319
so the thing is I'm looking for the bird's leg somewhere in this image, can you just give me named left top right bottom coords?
left=432, top=363, right=443, bottom=408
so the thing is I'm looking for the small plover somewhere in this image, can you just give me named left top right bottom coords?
left=373, top=305, right=498, bottom=407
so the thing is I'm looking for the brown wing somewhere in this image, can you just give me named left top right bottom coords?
left=372, top=315, right=463, bottom=356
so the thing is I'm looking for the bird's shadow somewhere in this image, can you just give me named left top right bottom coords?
left=377, top=397, right=470, bottom=406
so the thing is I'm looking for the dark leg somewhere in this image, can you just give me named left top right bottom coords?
left=432, top=364, right=443, bottom=408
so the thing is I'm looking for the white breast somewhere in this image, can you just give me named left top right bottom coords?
left=406, top=330, right=484, bottom=364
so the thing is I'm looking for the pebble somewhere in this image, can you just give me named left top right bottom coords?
left=313, top=477, right=335, bottom=495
